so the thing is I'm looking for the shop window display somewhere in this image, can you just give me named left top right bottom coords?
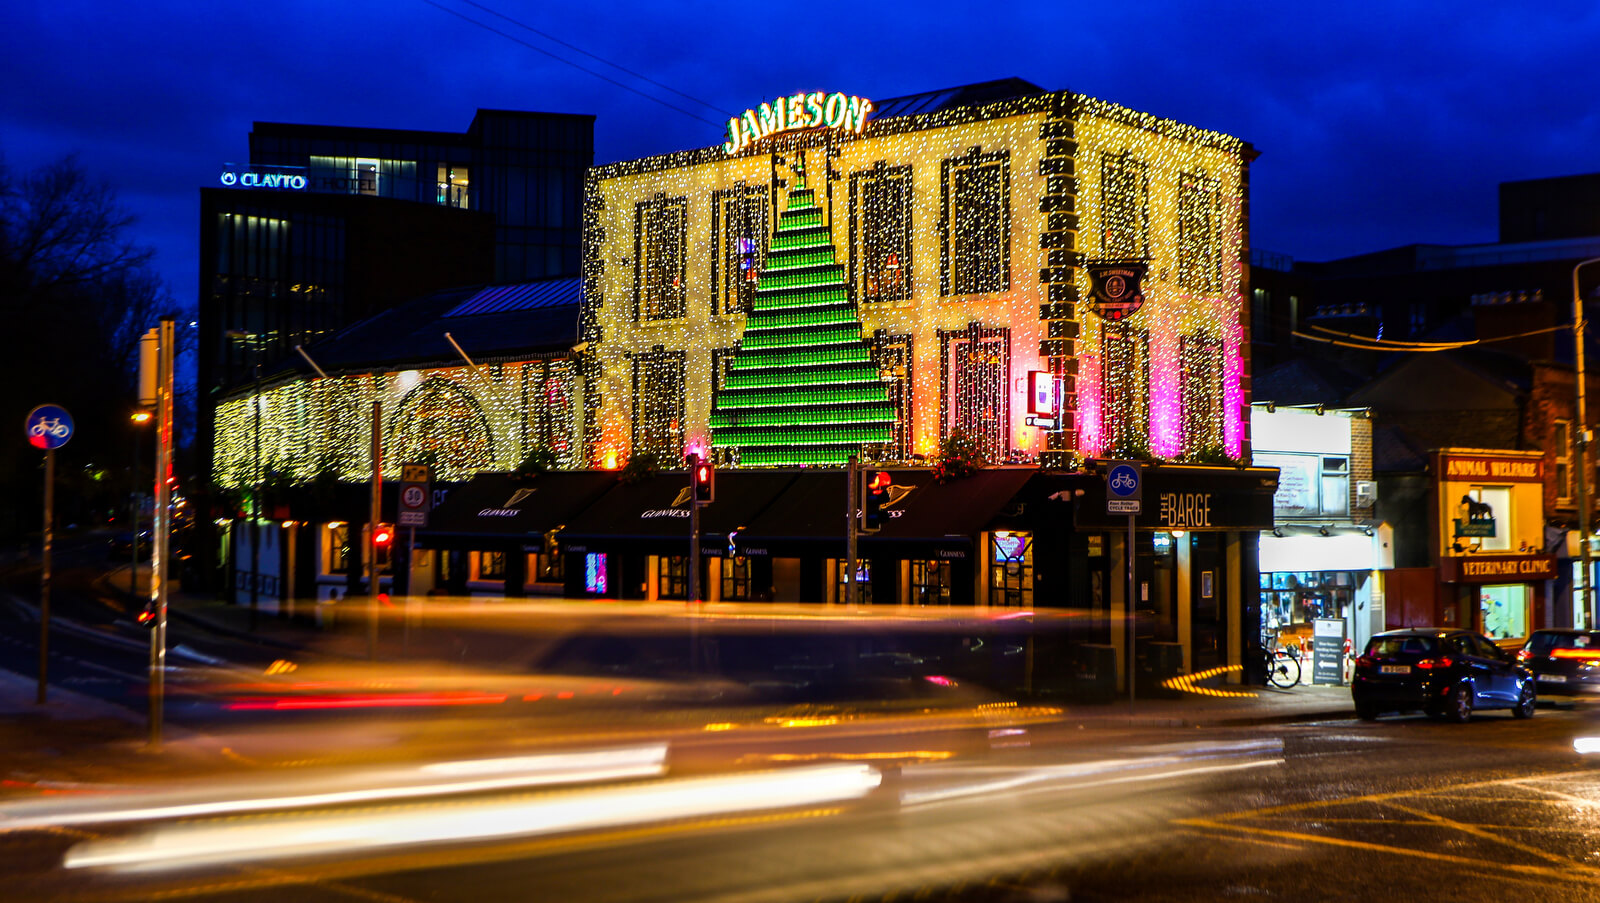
left=1478, top=584, right=1527, bottom=640
left=1261, top=571, right=1353, bottom=648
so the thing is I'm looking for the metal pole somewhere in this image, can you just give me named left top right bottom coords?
left=689, top=467, right=701, bottom=606
left=1128, top=512, right=1136, bottom=706
left=37, top=447, right=53, bottom=704
left=1575, top=258, right=1600, bottom=628
left=131, top=426, right=139, bottom=596
left=688, top=467, right=700, bottom=674
left=368, top=400, right=382, bottom=661
left=250, top=358, right=261, bottom=632
left=150, top=316, right=174, bottom=746
left=846, top=456, right=858, bottom=606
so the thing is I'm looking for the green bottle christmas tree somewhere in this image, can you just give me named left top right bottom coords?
left=709, top=154, right=895, bottom=466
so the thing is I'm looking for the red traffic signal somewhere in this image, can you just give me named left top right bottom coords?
left=692, top=461, right=715, bottom=504
left=373, top=524, right=395, bottom=547
left=862, top=471, right=890, bottom=532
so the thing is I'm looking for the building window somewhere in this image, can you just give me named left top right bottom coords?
left=474, top=551, right=506, bottom=581
left=658, top=555, right=688, bottom=600
left=632, top=348, right=686, bottom=465
left=1456, top=487, right=1512, bottom=552
left=850, top=162, right=913, bottom=303
left=1180, top=331, right=1225, bottom=455
left=991, top=532, right=1033, bottom=607
left=1100, top=322, right=1150, bottom=456
left=325, top=524, right=350, bottom=575
left=634, top=195, right=688, bottom=321
left=721, top=556, right=753, bottom=601
left=1477, top=586, right=1528, bottom=640
left=535, top=550, right=563, bottom=583
left=941, top=148, right=1010, bottom=296
left=1556, top=419, right=1573, bottom=506
left=1100, top=151, right=1149, bottom=260
left=837, top=558, right=873, bottom=604
left=1321, top=457, right=1349, bottom=517
left=869, top=331, right=914, bottom=461
left=1177, top=171, right=1223, bottom=293
left=712, top=185, right=768, bottom=315
left=939, top=323, right=1010, bottom=462
left=911, top=559, right=952, bottom=606
left=436, top=164, right=470, bottom=209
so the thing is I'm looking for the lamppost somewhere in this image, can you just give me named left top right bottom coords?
left=1575, top=258, right=1600, bottom=628
left=130, top=409, right=152, bottom=596
left=225, top=329, right=262, bottom=631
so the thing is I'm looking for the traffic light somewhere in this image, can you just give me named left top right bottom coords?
left=373, top=523, right=395, bottom=552
left=137, top=599, right=158, bottom=628
left=692, top=458, right=715, bottom=504
left=862, top=471, right=890, bottom=532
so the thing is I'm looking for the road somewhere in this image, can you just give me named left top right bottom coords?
left=3, top=701, right=1598, bottom=902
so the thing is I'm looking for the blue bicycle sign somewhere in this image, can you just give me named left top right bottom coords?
left=25, top=404, right=73, bottom=450
left=1107, top=463, right=1141, bottom=499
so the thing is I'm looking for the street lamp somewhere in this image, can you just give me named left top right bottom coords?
left=1575, top=257, right=1600, bottom=629
left=225, top=329, right=262, bottom=631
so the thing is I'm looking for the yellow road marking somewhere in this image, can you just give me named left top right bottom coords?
left=1175, top=817, right=1597, bottom=882
left=1380, top=800, right=1581, bottom=869
left=1205, top=769, right=1596, bottom=821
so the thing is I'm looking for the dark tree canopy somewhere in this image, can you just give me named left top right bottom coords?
left=0, top=151, right=174, bottom=538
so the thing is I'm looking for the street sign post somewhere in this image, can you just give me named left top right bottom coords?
left=25, top=404, right=72, bottom=704
left=1105, top=461, right=1142, bottom=705
left=397, top=463, right=431, bottom=602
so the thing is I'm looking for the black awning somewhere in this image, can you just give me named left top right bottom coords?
left=558, top=470, right=799, bottom=551
left=1073, top=464, right=1278, bottom=532
left=733, top=467, right=1040, bottom=555
left=419, top=471, right=620, bottom=548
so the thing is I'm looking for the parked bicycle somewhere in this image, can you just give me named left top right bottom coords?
left=1263, top=633, right=1302, bottom=688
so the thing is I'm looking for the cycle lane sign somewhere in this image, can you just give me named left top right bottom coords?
left=1106, top=461, right=1142, bottom=514
left=25, top=404, right=73, bottom=450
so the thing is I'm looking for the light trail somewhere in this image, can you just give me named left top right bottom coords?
left=63, top=763, right=882, bottom=873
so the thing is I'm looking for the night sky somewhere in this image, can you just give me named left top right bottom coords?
left=5, top=0, right=1598, bottom=314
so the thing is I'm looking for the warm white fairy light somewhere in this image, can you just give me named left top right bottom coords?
left=213, top=359, right=578, bottom=486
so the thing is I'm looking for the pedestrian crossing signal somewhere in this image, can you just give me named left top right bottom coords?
left=692, top=460, right=715, bottom=504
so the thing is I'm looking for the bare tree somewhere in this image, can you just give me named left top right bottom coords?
left=0, top=151, right=175, bottom=538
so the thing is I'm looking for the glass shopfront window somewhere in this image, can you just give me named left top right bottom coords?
left=990, top=532, right=1033, bottom=607
left=911, top=559, right=952, bottom=605
left=1260, top=570, right=1353, bottom=636
left=658, top=555, right=688, bottom=600
left=722, top=556, right=753, bottom=601
left=836, top=559, right=873, bottom=605
left=1478, top=583, right=1528, bottom=640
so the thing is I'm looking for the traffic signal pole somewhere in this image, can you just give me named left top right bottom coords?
left=846, top=456, right=858, bottom=607
left=148, top=317, right=174, bottom=746
left=368, top=401, right=381, bottom=661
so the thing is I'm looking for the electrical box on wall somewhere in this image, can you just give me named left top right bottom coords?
left=1355, top=481, right=1377, bottom=507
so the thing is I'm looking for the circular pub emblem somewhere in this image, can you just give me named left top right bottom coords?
left=1088, top=262, right=1147, bottom=321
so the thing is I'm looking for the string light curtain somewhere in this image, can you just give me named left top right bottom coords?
left=581, top=89, right=1248, bottom=469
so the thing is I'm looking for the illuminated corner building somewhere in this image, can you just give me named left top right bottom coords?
left=708, top=161, right=895, bottom=465
left=210, top=277, right=587, bottom=603
left=581, top=79, right=1254, bottom=470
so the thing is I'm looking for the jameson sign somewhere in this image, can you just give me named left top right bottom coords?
left=722, top=92, right=873, bottom=155
left=1086, top=261, right=1147, bottom=321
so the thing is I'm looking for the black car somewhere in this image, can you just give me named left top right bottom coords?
left=1351, top=628, right=1535, bottom=722
left=1518, top=629, right=1600, bottom=696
